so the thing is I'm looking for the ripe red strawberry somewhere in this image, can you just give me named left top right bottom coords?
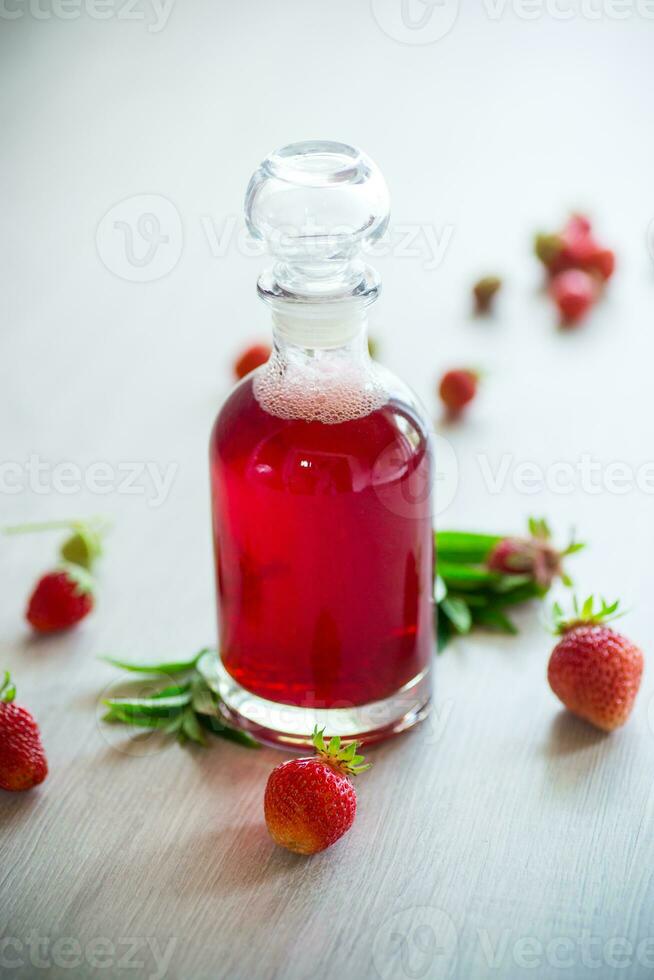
left=549, top=269, right=597, bottom=325
left=587, top=246, right=615, bottom=282
left=439, top=369, right=479, bottom=414
left=0, top=673, right=48, bottom=791
left=26, top=563, right=95, bottom=633
left=487, top=517, right=583, bottom=589
left=565, top=213, right=592, bottom=238
left=547, top=597, right=644, bottom=732
left=535, top=215, right=615, bottom=283
left=264, top=728, right=370, bottom=855
left=234, top=343, right=271, bottom=380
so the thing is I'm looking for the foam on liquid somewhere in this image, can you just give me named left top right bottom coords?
left=253, top=350, right=388, bottom=425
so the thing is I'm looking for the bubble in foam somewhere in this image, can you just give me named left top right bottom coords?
left=253, top=351, right=388, bottom=424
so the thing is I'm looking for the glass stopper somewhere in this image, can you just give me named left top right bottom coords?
left=245, top=140, right=390, bottom=304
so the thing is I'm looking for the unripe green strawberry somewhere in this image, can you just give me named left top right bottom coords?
left=473, top=275, right=502, bottom=313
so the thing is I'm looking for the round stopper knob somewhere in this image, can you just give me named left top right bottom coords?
left=245, top=140, right=390, bottom=298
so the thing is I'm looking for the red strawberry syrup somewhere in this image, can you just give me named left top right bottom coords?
left=210, top=378, right=434, bottom=708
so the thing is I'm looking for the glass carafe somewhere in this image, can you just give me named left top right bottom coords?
left=208, top=140, right=435, bottom=746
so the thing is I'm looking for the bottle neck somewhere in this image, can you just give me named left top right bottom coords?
left=254, top=301, right=385, bottom=424
left=270, top=304, right=369, bottom=355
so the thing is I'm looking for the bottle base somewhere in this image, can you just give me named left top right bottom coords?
left=198, top=651, right=432, bottom=749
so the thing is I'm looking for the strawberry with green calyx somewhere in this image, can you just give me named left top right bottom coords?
left=436, top=521, right=585, bottom=652
left=548, top=597, right=643, bottom=732
left=26, top=563, right=95, bottom=633
left=264, top=727, right=370, bottom=855
left=534, top=214, right=615, bottom=284
left=100, top=650, right=259, bottom=748
left=487, top=517, right=584, bottom=589
left=5, top=516, right=110, bottom=571
left=0, top=672, right=48, bottom=791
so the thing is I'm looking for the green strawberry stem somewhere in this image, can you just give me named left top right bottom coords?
left=312, top=726, right=371, bottom=775
left=0, top=671, right=16, bottom=704
left=4, top=516, right=110, bottom=535
left=552, top=595, right=623, bottom=634
left=5, top=516, right=111, bottom=571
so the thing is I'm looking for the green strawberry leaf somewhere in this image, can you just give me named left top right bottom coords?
left=181, top=709, right=206, bottom=746
left=102, top=709, right=178, bottom=730
left=100, top=651, right=208, bottom=675
left=197, top=713, right=260, bottom=747
left=150, top=683, right=192, bottom=699
left=440, top=596, right=472, bottom=634
left=100, top=650, right=260, bottom=749
left=471, top=607, right=519, bottom=634
left=436, top=531, right=502, bottom=564
left=102, top=693, right=191, bottom=718
left=438, top=562, right=500, bottom=589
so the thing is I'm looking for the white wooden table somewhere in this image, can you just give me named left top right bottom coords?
left=2, top=5, right=654, bottom=978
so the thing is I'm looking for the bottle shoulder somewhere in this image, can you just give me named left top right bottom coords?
left=210, top=368, right=432, bottom=499
left=211, top=365, right=431, bottom=450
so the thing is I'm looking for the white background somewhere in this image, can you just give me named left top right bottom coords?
left=1, top=3, right=654, bottom=979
